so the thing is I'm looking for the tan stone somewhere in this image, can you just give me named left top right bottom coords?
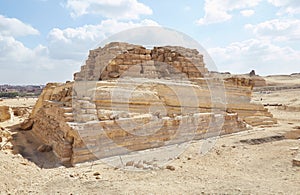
left=293, top=153, right=300, bottom=167
left=0, top=106, right=10, bottom=122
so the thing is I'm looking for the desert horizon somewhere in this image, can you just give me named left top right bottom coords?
left=1, top=72, right=300, bottom=87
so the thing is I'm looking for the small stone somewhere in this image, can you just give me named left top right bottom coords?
left=20, top=162, right=28, bottom=166
left=3, top=145, right=13, bottom=150
left=109, top=114, right=119, bottom=120
left=292, top=154, right=300, bottom=167
left=126, top=161, right=134, bottom=166
left=93, top=172, right=100, bottom=176
left=69, top=174, right=74, bottom=178
left=221, top=144, right=226, bottom=147
left=290, top=147, right=299, bottom=151
left=166, top=165, right=175, bottom=171
left=0, top=137, right=2, bottom=143
left=187, top=157, right=192, bottom=160
left=95, top=176, right=101, bottom=180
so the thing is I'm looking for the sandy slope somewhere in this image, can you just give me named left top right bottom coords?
left=0, top=97, right=37, bottom=107
left=264, top=74, right=300, bottom=86
left=0, top=85, right=299, bottom=194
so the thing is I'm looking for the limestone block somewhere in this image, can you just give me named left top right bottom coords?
left=0, top=106, right=10, bottom=122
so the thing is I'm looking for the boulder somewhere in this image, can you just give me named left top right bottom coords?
left=0, top=106, right=10, bottom=122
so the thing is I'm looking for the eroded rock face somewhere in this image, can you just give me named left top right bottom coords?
left=210, top=71, right=267, bottom=87
left=0, top=106, right=10, bottom=122
left=27, top=42, right=276, bottom=165
left=74, top=42, right=208, bottom=81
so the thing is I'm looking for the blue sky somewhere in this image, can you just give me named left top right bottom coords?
left=0, top=0, right=300, bottom=84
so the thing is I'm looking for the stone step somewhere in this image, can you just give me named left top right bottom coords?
left=62, top=107, right=73, bottom=113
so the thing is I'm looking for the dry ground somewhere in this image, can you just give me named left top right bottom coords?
left=0, top=81, right=300, bottom=194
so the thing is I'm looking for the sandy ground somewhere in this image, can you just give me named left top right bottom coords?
left=264, top=74, right=300, bottom=86
left=0, top=97, right=37, bottom=107
left=0, top=84, right=300, bottom=194
left=0, top=98, right=37, bottom=128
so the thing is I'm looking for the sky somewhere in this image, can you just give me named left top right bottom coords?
left=0, top=0, right=300, bottom=84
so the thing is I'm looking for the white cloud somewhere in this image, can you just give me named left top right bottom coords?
left=268, top=0, right=300, bottom=15
left=0, top=35, right=34, bottom=64
left=240, top=9, right=255, bottom=17
left=245, top=19, right=300, bottom=42
left=0, top=14, right=159, bottom=84
left=47, top=19, right=159, bottom=60
left=197, top=0, right=261, bottom=25
left=65, top=0, right=152, bottom=19
left=0, top=34, right=79, bottom=84
left=208, top=39, right=300, bottom=75
left=0, top=15, right=39, bottom=37
left=0, top=16, right=79, bottom=84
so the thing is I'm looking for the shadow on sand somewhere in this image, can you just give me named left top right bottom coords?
left=6, top=123, right=64, bottom=169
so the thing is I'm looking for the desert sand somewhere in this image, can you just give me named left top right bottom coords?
left=0, top=77, right=299, bottom=194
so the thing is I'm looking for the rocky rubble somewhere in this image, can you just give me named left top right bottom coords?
left=24, top=42, right=277, bottom=165
left=0, top=126, right=12, bottom=151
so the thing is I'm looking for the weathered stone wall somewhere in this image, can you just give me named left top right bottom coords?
left=74, top=42, right=208, bottom=81
left=26, top=42, right=276, bottom=165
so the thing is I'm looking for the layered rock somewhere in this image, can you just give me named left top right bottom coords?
left=26, top=42, right=276, bottom=165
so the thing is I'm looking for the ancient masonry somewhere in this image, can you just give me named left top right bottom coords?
left=23, top=42, right=277, bottom=165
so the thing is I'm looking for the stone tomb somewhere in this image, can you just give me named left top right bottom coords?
left=25, top=42, right=276, bottom=165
